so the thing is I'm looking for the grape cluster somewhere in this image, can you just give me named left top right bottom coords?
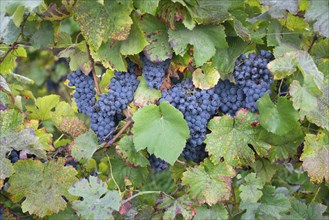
left=233, top=50, right=274, bottom=112
left=67, top=69, right=96, bottom=115
left=89, top=71, right=139, bottom=141
left=141, top=54, right=170, bottom=90
left=215, top=79, right=246, bottom=117
left=8, top=150, right=19, bottom=163
left=160, top=78, right=220, bottom=162
left=148, top=154, right=169, bottom=172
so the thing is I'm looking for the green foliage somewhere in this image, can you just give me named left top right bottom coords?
left=0, top=0, right=328, bottom=219
left=132, top=102, right=190, bottom=165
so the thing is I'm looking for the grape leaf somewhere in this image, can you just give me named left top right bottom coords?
left=268, top=50, right=324, bottom=90
left=194, top=204, right=228, bottom=220
left=12, top=5, right=24, bottom=27
left=257, top=95, right=300, bottom=136
left=8, top=159, right=78, bottom=217
left=192, top=63, right=220, bottom=90
left=58, top=44, right=89, bottom=71
left=240, top=185, right=290, bottom=219
left=0, top=45, right=27, bottom=74
left=134, top=0, right=160, bottom=15
left=51, top=101, right=76, bottom=127
left=116, top=136, right=149, bottom=167
left=239, top=173, right=265, bottom=203
left=140, top=14, right=173, bottom=62
left=157, top=0, right=193, bottom=30
left=290, top=81, right=329, bottom=130
left=251, top=159, right=277, bottom=183
left=304, top=0, right=329, bottom=38
left=183, top=0, right=231, bottom=25
left=74, top=0, right=133, bottom=50
left=157, top=195, right=194, bottom=220
left=0, top=109, right=23, bottom=138
left=40, top=0, right=75, bottom=21
left=279, top=13, right=309, bottom=32
left=260, top=0, right=298, bottom=18
left=168, top=23, right=228, bottom=67
left=26, top=95, right=60, bottom=120
left=182, top=159, right=236, bottom=205
left=68, top=176, right=121, bottom=220
left=212, top=37, right=248, bottom=76
left=71, top=130, right=102, bottom=162
left=132, top=102, right=190, bottom=165
left=134, top=75, right=162, bottom=107
left=48, top=204, right=78, bottom=220
left=1, top=19, right=20, bottom=44
left=205, top=110, right=271, bottom=166
left=31, top=22, right=54, bottom=49
left=282, top=198, right=327, bottom=220
left=258, top=126, right=304, bottom=162
left=300, top=131, right=329, bottom=183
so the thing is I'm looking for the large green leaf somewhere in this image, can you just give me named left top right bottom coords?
left=74, top=0, right=133, bottom=50
left=31, top=22, right=54, bottom=49
left=300, top=131, right=329, bottom=183
left=8, top=159, right=78, bottom=217
left=282, top=198, right=328, bottom=220
left=194, top=204, right=228, bottom=220
left=0, top=109, right=23, bottom=139
left=68, top=176, right=121, bottom=220
left=157, top=195, right=194, bottom=220
left=71, top=130, right=102, bottom=162
left=132, top=102, right=189, bottom=165
left=140, top=15, right=173, bottom=62
left=257, top=95, right=300, bottom=136
left=251, top=159, right=278, bottom=183
left=290, top=81, right=329, bottom=130
left=182, top=159, right=236, bottom=205
left=134, top=0, right=160, bottom=15
left=239, top=173, right=265, bottom=203
left=168, top=24, right=228, bottom=67
left=116, top=136, right=149, bottom=167
left=304, top=0, right=329, bottom=38
left=212, top=37, right=248, bottom=76
left=240, top=185, right=291, bottom=219
left=26, top=95, right=60, bottom=120
left=0, top=45, right=27, bottom=74
left=205, top=110, right=271, bottom=166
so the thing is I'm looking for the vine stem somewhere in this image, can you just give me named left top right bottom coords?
left=86, top=42, right=101, bottom=96
left=121, top=191, right=174, bottom=204
left=103, top=118, right=133, bottom=148
left=106, top=154, right=122, bottom=196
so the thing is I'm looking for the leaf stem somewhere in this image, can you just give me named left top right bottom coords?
left=121, top=190, right=174, bottom=204
left=103, top=118, right=133, bottom=149
left=106, top=154, right=122, bottom=196
left=86, top=42, right=101, bottom=96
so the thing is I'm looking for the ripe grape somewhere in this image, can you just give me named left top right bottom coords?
left=148, top=154, right=169, bottom=172
left=141, top=54, right=170, bottom=90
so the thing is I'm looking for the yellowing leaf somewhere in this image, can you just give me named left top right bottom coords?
left=300, top=131, right=329, bottom=183
left=182, top=159, right=236, bottom=205
left=192, top=63, right=220, bottom=89
left=8, top=159, right=78, bottom=217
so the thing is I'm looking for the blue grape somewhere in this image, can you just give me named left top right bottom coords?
left=67, top=69, right=96, bottom=115
left=233, top=50, right=274, bottom=112
left=141, top=54, right=170, bottom=90
left=215, top=79, right=246, bottom=117
left=148, top=154, right=169, bottom=172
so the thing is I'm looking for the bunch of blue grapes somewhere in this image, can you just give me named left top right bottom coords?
left=89, top=71, right=139, bottom=141
left=233, top=50, right=274, bottom=112
left=160, top=78, right=220, bottom=162
left=148, top=154, right=169, bottom=172
left=67, top=69, right=96, bottom=115
left=141, top=54, right=170, bottom=90
left=215, top=79, right=246, bottom=117
left=8, top=150, right=19, bottom=163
